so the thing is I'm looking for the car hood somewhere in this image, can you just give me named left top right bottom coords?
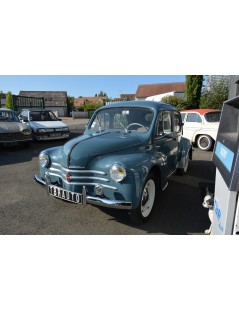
left=30, top=120, right=67, bottom=129
left=61, top=131, right=147, bottom=168
left=0, top=121, right=27, bottom=133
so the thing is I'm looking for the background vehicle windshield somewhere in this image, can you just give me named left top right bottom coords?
left=0, top=110, right=19, bottom=122
left=89, top=107, right=154, bottom=133
left=204, top=111, right=221, bottom=122
left=30, top=111, right=58, bottom=121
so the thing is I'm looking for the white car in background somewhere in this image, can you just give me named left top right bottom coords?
left=180, top=109, right=221, bottom=151
left=19, top=109, right=70, bottom=141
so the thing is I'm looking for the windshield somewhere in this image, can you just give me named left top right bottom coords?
left=29, top=111, right=58, bottom=121
left=204, top=111, right=221, bottom=122
left=89, top=107, right=154, bottom=134
left=0, top=110, right=19, bottom=122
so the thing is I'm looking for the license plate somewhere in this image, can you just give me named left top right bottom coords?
left=51, top=133, right=61, bottom=137
left=48, top=185, right=82, bottom=204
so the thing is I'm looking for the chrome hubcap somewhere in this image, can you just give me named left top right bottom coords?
left=141, top=179, right=155, bottom=218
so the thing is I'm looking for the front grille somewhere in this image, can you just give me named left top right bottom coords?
left=0, top=132, right=28, bottom=142
left=48, top=163, right=117, bottom=190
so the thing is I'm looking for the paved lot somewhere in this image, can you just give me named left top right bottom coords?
left=0, top=119, right=215, bottom=235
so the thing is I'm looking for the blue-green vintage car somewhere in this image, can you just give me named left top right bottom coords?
left=34, top=101, right=192, bottom=224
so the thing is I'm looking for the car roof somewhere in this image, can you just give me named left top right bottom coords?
left=22, top=109, right=52, bottom=112
left=99, top=100, right=177, bottom=111
left=180, top=109, right=220, bottom=115
left=0, top=108, right=14, bottom=112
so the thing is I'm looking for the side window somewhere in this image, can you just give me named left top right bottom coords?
left=156, top=113, right=163, bottom=135
left=186, top=113, right=202, bottom=123
left=156, top=111, right=172, bottom=135
left=173, top=112, right=181, bottom=133
left=162, top=111, right=172, bottom=133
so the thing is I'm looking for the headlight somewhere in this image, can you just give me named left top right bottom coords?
left=110, top=162, right=126, bottom=182
left=38, top=128, right=46, bottom=133
left=38, top=128, right=54, bottom=133
left=39, top=152, right=50, bottom=167
left=21, top=129, right=31, bottom=136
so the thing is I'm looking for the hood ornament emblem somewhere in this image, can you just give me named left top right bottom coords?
left=66, top=173, right=71, bottom=182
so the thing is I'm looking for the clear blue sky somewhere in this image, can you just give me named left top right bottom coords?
left=0, top=75, right=185, bottom=99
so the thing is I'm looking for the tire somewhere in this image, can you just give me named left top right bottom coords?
left=129, top=172, right=158, bottom=224
left=177, top=151, right=189, bottom=176
left=197, top=135, right=213, bottom=151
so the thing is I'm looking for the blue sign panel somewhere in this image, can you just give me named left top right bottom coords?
left=215, top=141, right=234, bottom=172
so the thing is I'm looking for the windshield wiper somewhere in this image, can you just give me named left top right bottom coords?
left=115, top=116, right=127, bottom=133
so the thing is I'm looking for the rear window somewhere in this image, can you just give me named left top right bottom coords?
left=204, top=111, right=221, bottom=122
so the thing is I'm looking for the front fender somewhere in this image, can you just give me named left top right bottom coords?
left=87, top=152, right=160, bottom=209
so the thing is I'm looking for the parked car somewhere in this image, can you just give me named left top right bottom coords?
left=19, top=109, right=70, bottom=141
left=34, top=101, right=192, bottom=224
left=180, top=109, right=221, bottom=151
left=0, top=108, right=32, bottom=146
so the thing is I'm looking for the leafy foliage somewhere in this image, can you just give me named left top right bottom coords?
left=200, top=79, right=229, bottom=109
left=161, top=95, right=189, bottom=111
left=84, top=101, right=103, bottom=111
left=67, top=96, right=75, bottom=109
left=5, top=91, right=13, bottom=109
left=185, top=75, right=204, bottom=109
left=96, top=90, right=107, bottom=97
left=0, top=90, right=6, bottom=99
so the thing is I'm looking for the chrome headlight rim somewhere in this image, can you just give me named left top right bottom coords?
left=110, top=162, right=127, bottom=183
left=39, top=152, right=50, bottom=167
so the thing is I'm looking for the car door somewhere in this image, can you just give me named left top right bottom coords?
left=154, top=110, right=178, bottom=176
left=182, top=112, right=203, bottom=142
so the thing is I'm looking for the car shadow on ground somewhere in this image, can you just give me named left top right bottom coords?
left=99, top=160, right=216, bottom=235
left=0, top=132, right=82, bottom=166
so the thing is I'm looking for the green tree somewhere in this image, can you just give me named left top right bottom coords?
left=97, top=91, right=107, bottom=97
left=0, top=90, right=6, bottom=99
left=161, top=95, right=189, bottom=110
left=185, top=75, right=204, bottom=109
left=200, top=78, right=229, bottom=109
left=67, top=96, right=75, bottom=110
left=84, top=101, right=103, bottom=111
left=5, top=91, right=13, bottom=109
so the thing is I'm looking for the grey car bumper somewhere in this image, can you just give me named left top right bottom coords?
left=34, top=174, right=132, bottom=210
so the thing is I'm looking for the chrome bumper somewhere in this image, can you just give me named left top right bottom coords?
left=34, top=174, right=132, bottom=210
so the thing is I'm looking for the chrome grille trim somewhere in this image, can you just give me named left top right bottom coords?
left=51, top=163, right=106, bottom=175
left=47, top=172, right=117, bottom=189
left=48, top=163, right=115, bottom=189
left=69, top=176, right=109, bottom=182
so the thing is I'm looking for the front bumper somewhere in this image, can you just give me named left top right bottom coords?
left=34, top=174, right=132, bottom=210
left=34, top=132, right=69, bottom=140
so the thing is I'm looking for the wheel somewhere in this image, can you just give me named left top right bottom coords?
left=176, top=151, right=189, bottom=176
left=197, top=135, right=213, bottom=151
left=129, top=172, right=158, bottom=224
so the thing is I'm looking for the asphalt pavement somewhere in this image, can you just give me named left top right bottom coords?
left=0, top=119, right=215, bottom=235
